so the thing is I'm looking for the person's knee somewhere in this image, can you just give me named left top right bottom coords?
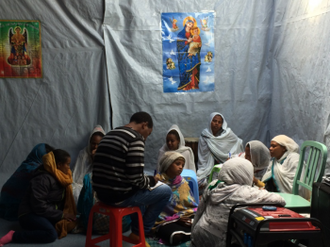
left=161, top=185, right=172, bottom=200
left=44, top=228, right=58, bottom=243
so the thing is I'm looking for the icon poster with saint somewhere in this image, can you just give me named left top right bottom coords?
left=0, top=20, right=42, bottom=78
left=161, top=12, right=215, bottom=93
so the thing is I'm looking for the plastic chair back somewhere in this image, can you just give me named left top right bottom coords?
left=208, top=164, right=222, bottom=184
left=181, top=169, right=199, bottom=204
left=292, top=140, right=327, bottom=195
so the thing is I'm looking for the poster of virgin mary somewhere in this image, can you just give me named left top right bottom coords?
left=161, top=12, right=215, bottom=93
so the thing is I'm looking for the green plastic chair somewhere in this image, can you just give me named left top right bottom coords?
left=208, top=164, right=222, bottom=184
left=277, top=140, right=328, bottom=213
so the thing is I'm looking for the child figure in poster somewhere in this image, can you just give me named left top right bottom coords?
left=200, top=18, right=210, bottom=31
left=188, top=27, right=202, bottom=57
left=170, top=18, right=179, bottom=32
left=204, top=51, right=213, bottom=62
left=166, top=58, right=176, bottom=70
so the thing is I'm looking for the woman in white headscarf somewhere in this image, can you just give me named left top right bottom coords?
left=191, top=158, right=285, bottom=247
left=245, top=140, right=271, bottom=188
left=197, top=112, right=243, bottom=189
left=72, top=125, right=105, bottom=203
left=157, top=124, right=196, bottom=172
left=262, top=135, right=300, bottom=194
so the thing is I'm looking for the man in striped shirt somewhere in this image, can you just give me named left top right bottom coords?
left=92, top=112, right=172, bottom=242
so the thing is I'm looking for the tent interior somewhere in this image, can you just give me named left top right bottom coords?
left=1, top=0, right=330, bottom=246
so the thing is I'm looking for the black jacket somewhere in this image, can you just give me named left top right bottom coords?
left=18, top=166, right=65, bottom=224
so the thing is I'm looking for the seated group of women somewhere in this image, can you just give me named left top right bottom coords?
left=193, top=112, right=301, bottom=196
left=158, top=112, right=301, bottom=197
left=0, top=112, right=302, bottom=246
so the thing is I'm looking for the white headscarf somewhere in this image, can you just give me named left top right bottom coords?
left=192, top=157, right=286, bottom=243
left=246, top=140, right=270, bottom=171
left=196, top=112, right=244, bottom=181
left=272, top=135, right=299, bottom=153
left=157, top=124, right=195, bottom=172
left=159, top=151, right=185, bottom=174
left=72, top=125, right=105, bottom=203
left=262, top=135, right=300, bottom=193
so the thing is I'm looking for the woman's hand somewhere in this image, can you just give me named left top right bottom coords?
left=63, top=213, right=77, bottom=222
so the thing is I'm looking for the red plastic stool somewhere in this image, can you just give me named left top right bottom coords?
left=85, top=201, right=146, bottom=247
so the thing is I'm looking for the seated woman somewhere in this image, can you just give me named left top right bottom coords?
left=152, top=151, right=198, bottom=246
left=262, top=135, right=300, bottom=193
left=191, top=158, right=285, bottom=247
left=0, top=149, right=77, bottom=245
left=72, top=125, right=105, bottom=203
left=0, top=143, right=54, bottom=221
left=245, top=140, right=271, bottom=188
left=75, top=173, right=131, bottom=234
left=197, top=112, right=243, bottom=191
left=157, top=124, right=196, bottom=173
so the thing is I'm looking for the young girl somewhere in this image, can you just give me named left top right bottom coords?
left=0, top=149, right=77, bottom=245
left=72, top=125, right=105, bottom=204
left=157, top=124, right=196, bottom=172
left=153, top=151, right=198, bottom=246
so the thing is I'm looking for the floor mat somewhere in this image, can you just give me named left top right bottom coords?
left=146, top=237, right=191, bottom=247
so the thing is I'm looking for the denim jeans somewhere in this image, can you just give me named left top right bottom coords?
left=110, top=184, right=172, bottom=235
left=12, top=213, right=58, bottom=243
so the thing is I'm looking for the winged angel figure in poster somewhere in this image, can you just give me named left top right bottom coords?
left=7, top=26, right=31, bottom=66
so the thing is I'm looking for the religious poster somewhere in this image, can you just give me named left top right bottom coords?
left=161, top=12, right=215, bottom=93
left=0, top=20, right=42, bottom=78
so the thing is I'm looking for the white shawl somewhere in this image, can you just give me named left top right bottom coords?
left=196, top=112, right=243, bottom=181
left=262, top=135, right=300, bottom=193
left=191, top=158, right=285, bottom=244
left=72, top=125, right=105, bottom=203
left=157, top=124, right=195, bottom=172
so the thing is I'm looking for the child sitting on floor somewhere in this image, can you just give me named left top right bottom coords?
left=152, top=151, right=198, bottom=246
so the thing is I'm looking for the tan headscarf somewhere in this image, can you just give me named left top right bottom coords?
left=43, top=152, right=77, bottom=239
left=159, top=151, right=185, bottom=174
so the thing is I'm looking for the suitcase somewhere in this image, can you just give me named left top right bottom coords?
left=226, top=204, right=323, bottom=247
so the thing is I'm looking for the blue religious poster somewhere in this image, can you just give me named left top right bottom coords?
left=161, top=12, right=215, bottom=93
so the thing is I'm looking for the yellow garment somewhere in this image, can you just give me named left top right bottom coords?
left=255, top=179, right=265, bottom=188
left=42, top=152, right=77, bottom=239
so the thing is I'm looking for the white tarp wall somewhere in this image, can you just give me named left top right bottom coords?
left=0, top=0, right=111, bottom=174
left=269, top=0, right=330, bottom=173
left=1, top=0, right=330, bottom=175
left=104, top=0, right=275, bottom=171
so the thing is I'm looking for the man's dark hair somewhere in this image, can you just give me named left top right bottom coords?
left=130, top=111, right=153, bottom=128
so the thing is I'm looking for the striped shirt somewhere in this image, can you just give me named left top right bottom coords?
left=92, top=126, right=151, bottom=203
